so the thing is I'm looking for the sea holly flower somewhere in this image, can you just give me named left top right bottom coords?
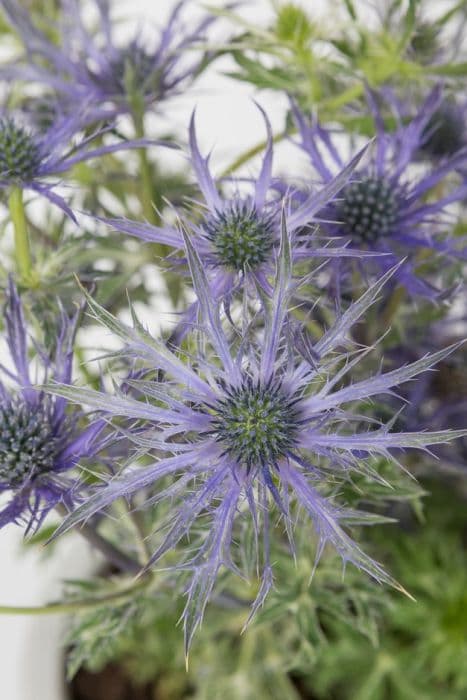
left=1, top=0, right=215, bottom=123
left=419, top=96, right=467, bottom=161
left=292, top=88, right=467, bottom=298
left=0, top=279, right=105, bottom=533
left=0, top=106, right=153, bottom=219
left=101, top=108, right=379, bottom=326
left=47, top=223, right=467, bottom=652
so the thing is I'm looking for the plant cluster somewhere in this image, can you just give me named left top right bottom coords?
left=0, top=1, right=466, bottom=697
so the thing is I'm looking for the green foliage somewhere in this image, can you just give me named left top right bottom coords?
left=63, top=484, right=467, bottom=699
left=63, top=577, right=159, bottom=680
left=222, top=0, right=467, bottom=136
left=66, top=597, right=140, bottom=681
left=64, top=534, right=386, bottom=698
left=275, top=4, right=314, bottom=47
left=305, top=486, right=467, bottom=700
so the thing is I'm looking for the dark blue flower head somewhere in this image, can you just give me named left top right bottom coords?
left=0, top=106, right=152, bottom=219
left=0, top=279, right=105, bottom=533
left=47, top=224, right=467, bottom=653
left=1, top=0, right=215, bottom=122
left=420, top=96, right=467, bottom=160
left=292, top=87, right=467, bottom=298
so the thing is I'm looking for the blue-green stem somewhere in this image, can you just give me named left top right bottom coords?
left=8, top=186, right=32, bottom=280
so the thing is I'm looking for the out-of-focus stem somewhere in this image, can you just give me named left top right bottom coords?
left=55, top=503, right=142, bottom=575
left=220, top=128, right=291, bottom=177
left=0, top=577, right=150, bottom=616
left=9, top=186, right=32, bottom=280
left=132, top=111, right=160, bottom=226
left=382, top=285, right=406, bottom=328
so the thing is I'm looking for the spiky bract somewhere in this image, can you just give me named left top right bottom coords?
left=1, top=0, right=214, bottom=122
left=292, top=87, right=467, bottom=298
left=0, top=280, right=105, bottom=532
left=45, top=226, right=467, bottom=653
left=0, top=108, right=152, bottom=219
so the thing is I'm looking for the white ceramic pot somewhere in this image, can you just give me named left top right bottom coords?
left=0, top=528, right=100, bottom=700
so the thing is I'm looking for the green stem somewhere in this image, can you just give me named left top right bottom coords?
left=139, top=147, right=158, bottom=224
left=220, top=128, right=291, bottom=177
left=127, top=505, right=153, bottom=564
left=113, top=499, right=152, bottom=566
left=132, top=112, right=159, bottom=225
left=131, top=110, right=186, bottom=306
left=0, top=577, right=150, bottom=617
left=319, top=82, right=364, bottom=113
left=382, top=285, right=406, bottom=329
left=8, top=186, right=32, bottom=280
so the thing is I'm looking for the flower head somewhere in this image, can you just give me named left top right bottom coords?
left=47, top=224, right=467, bottom=652
left=0, top=117, right=42, bottom=181
left=211, top=376, right=301, bottom=469
left=101, top=107, right=376, bottom=333
left=0, top=279, right=105, bottom=533
left=292, top=87, right=467, bottom=298
left=420, top=97, right=467, bottom=160
left=1, top=0, right=214, bottom=122
left=0, top=106, right=151, bottom=218
left=202, top=202, right=277, bottom=271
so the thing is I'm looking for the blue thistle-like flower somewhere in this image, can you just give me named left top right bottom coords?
left=0, top=279, right=105, bottom=533
left=337, top=175, right=399, bottom=244
left=0, top=118, right=42, bottom=181
left=292, top=87, right=467, bottom=298
left=420, top=97, right=466, bottom=160
left=0, top=107, right=152, bottom=219
left=47, top=223, right=467, bottom=652
left=1, top=0, right=215, bottom=122
left=100, top=107, right=379, bottom=335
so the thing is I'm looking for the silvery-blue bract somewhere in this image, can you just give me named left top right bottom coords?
left=46, top=223, right=467, bottom=652
left=100, top=107, right=381, bottom=340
